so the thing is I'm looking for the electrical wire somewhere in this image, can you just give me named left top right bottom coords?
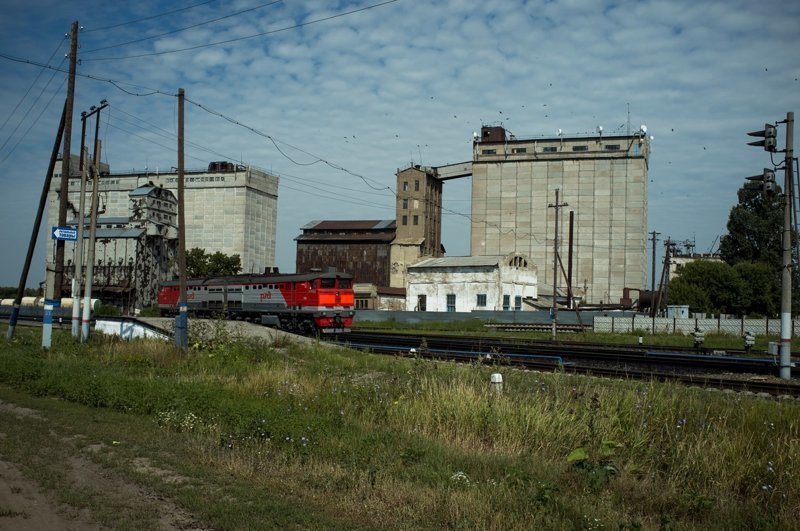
left=0, top=55, right=67, bottom=164
left=0, top=76, right=67, bottom=167
left=83, top=0, right=282, bottom=54
left=82, top=0, right=401, bottom=62
left=184, top=96, right=393, bottom=192
left=0, top=36, right=66, bottom=135
left=83, top=0, right=220, bottom=33
left=0, top=53, right=170, bottom=97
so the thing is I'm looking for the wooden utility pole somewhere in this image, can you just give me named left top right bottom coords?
left=53, top=21, right=79, bottom=302
left=649, top=230, right=660, bottom=291
left=6, top=101, right=66, bottom=341
left=176, top=88, right=188, bottom=351
left=548, top=189, right=567, bottom=341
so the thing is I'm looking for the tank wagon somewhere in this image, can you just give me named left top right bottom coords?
left=157, top=271, right=355, bottom=333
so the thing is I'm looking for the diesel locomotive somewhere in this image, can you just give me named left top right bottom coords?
left=157, top=270, right=355, bottom=333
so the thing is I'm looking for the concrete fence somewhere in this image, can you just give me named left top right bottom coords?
left=593, top=315, right=798, bottom=337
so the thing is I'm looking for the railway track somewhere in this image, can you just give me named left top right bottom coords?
left=329, top=331, right=800, bottom=398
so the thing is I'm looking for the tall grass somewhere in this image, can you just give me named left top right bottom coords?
left=0, top=324, right=797, bottom=529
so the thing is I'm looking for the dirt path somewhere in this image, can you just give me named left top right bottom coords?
left=0, top=399, right=208, bottom=530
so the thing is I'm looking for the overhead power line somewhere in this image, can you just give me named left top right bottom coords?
left=83, top=0, right=220, bottom=33
left=184, top=96, right=393, bottom=193
left=82, top=0, right=401, bottom=61
left=83, top=0, right=283, bottom=54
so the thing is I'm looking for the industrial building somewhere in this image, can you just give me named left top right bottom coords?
left=470, top=125, right=650, bottom=305
left=59, top=185, right=179, bottom=310
left=405, top=253, right=537, bottom=312
left=295, top=219, right=396, bottom=287
left=48, top=158, right=279, bottom=279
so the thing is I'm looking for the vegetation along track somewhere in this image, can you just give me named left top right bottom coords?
left=330, top=331, right=800, bottom=398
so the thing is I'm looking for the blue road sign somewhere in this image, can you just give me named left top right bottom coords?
left=52, top=226, right=77, bottom=241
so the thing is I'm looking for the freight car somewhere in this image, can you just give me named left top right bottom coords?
left=157, top=271, right=355, bottom=333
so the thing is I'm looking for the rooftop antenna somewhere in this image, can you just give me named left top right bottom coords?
left=626, top=103, right=631, bottom=136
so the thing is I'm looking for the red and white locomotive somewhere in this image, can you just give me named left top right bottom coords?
left=157, top=270, right=355, bottom=333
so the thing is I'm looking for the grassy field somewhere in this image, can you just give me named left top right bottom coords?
left=0, top=323, right=798, bottom=529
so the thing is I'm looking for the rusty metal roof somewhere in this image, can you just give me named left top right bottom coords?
left=300, top=220, right=396, bottom=231
left=295, top=232, right=395, bottom=243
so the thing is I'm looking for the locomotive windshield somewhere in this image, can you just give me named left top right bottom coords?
left=339, top=278, right=351, bottom=289
left=320, top=278, right=336, bottom=289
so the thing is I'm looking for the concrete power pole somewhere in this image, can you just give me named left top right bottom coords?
left=176, top=88, right=188, bottom=351
left=780, top=112, right=794, bottom=380
left=548, top=188, right=568, bottom=341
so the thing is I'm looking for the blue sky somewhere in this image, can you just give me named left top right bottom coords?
left=0, top=0, right=798, bottom=287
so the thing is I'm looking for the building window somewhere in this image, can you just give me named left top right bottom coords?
left=511, top=147, right=527, bottom=154
left=503, top=294, right=510, bottom=311
left=413, top=199, right=419, bottom=209
left=605, top=144, right=621, bottom=151
left=417, top=294, right=426, bottom=311
left=403, top=181, right=409, bottom=191
left=572, top=145, right=588, bottom=152
left=514, top=296, right=522, bottom=311
left=402, top=215, right=408, bottom=225
left=446, top=294, right=456, bottom=312
left=402, top=198, right=408, bottom=209
left=413, top=215, right=419, bottom=225
left=482, top=149, right=497, bottom=155
left=543, top=146, right=558, bottom=153
left=476, top=294, right=487, bottom=307
left=414, top=179, right=419, bottom=191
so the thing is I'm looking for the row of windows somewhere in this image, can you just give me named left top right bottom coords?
left=482, top=144, right=623, bottom=155
left=401, top=198, right=421, bottom=210
left=188, top=283, right=280, bottom=291
left=416, top=294, right=523, bottom=311
left=401, top=215, right=419, bottom=226
left=165, top=176, right=227, bottom=183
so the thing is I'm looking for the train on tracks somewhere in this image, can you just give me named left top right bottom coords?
left=157, top=271, right=355, bottom=334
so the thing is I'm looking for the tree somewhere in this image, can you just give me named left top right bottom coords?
left=718, top=180, right=800, bottom=314
left=719, top=183, right=783, bottom=268
left=667, top=261, right=746, bottom=315
left=185, top=248, right=241, bottom=277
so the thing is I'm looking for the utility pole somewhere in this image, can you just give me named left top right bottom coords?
left=779, top=112, right=794, bottom=380
left=73, top=102, right=105, bottom=338
left=6, top=101, right=66, bottom=341
left=567, top=211, right=574, bottom=308
left=81, top=102, right=107, bottom=341
left=176, top=88, right=188, bottom=351
left=548, top=188, right=567, bottom=341
left=649, top=230, right=660, bottom=291
left=746, top=113, right=794, bottom=380
left=71, top=115, right=88, bottom=338
left=52, top=22, right=79, bottom=313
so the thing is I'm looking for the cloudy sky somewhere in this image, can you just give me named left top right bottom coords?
left=0, top=0, right=798, bottom=287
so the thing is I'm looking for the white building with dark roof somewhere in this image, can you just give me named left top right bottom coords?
left=406, top=253, right=537, bottom=312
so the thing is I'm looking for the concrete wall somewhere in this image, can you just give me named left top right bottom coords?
left=471, top=134, right=648, bottom=305
left=48, top=164, right=279, bottom=276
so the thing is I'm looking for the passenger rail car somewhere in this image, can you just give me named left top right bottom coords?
left=157, top=271, right=355, bottom=333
